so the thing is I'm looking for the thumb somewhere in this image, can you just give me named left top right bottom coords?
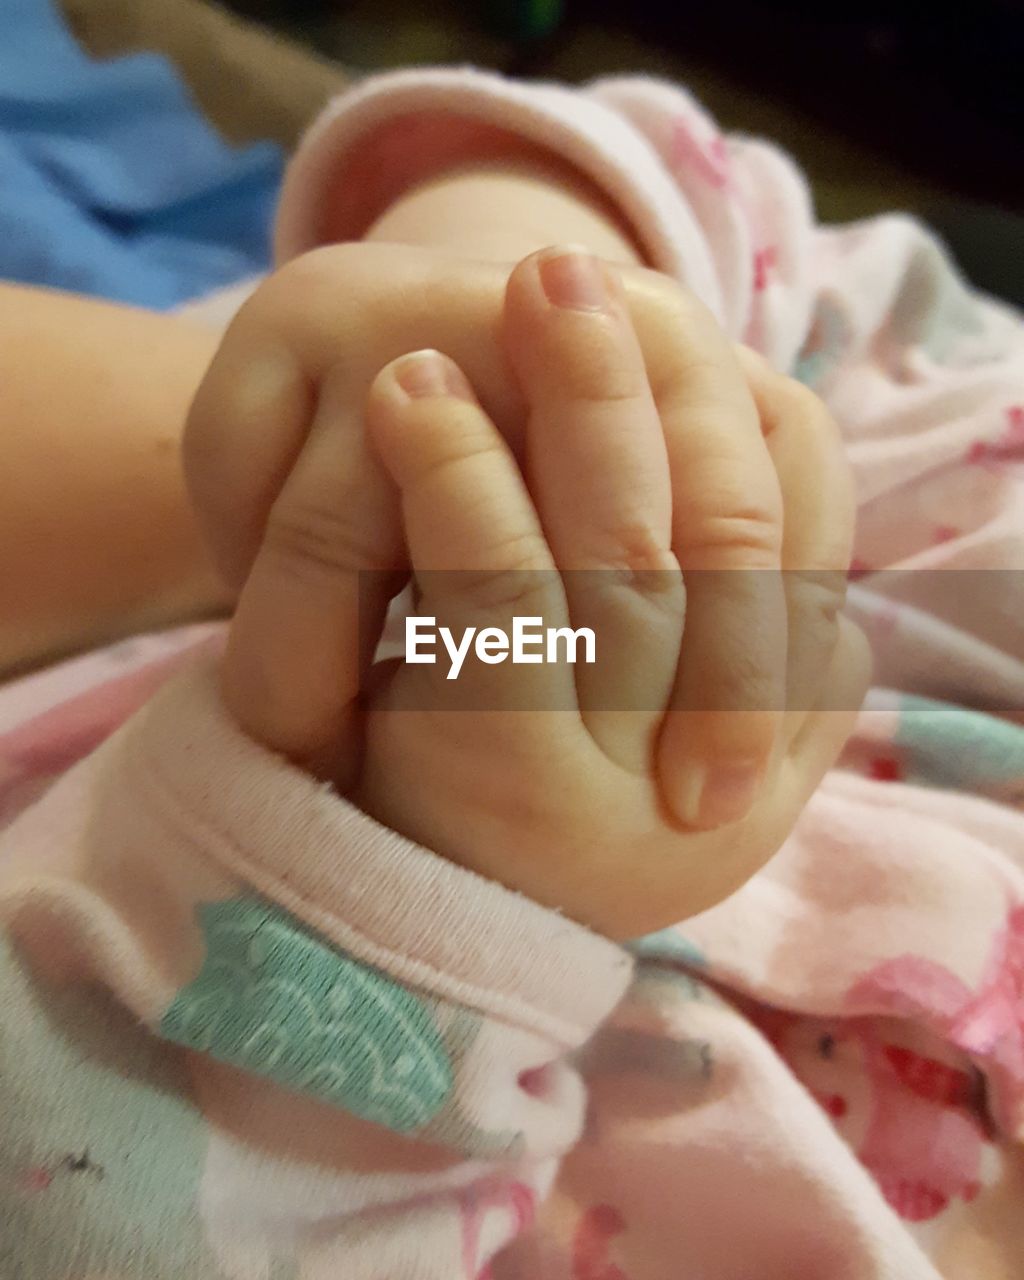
left=220, top=364, right=405, bottom=788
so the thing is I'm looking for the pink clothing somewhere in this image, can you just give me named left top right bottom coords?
left=1, top=68, right=1023, bottom=1279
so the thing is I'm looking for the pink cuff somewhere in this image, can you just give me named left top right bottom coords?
left=273, top=66, right=723, bottom=321
left=107, top=660, right=632, bottom=1047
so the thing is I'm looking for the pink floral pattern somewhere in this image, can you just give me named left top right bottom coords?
left=752, top=1008, right=989, bottom=1223
left=846, top=905, right=1024, bottom=1133
left=669, top=119, right=732, bottom=189
left=856, top=1037, right=987, bottom=1221
left=753, top=245, right=778, bottom=291
left=966, top=404, right=1024, bottom=469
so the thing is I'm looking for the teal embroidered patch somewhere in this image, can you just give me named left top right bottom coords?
left=792, top=299, right=847, bottom=389
left=161, top=898, right=453, bottom=1132
left=628, top=927, right=705, bottom=968
left=895, top=695, right=1024, bottom=791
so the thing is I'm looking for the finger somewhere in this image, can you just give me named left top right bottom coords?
left=736, top=345, right=856, bottom=723
left=629, top=281, right=786, bottom=829
left=366, top=349, right=576, bottom=714
left=785, top=616, right=872, bottom=796
left=221, top=364, right=404, bottom=784
left=183, top=245, right=528, bottom=591
left=504, top=247, right=684, bottom=771
left=637, top=619, right=871, bottom=935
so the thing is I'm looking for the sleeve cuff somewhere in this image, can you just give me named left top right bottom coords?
left=273, top=65, right=724, bottom=322
left=111, top=659, right=633, bottom=1048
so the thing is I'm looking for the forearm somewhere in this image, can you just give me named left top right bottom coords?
left=0, top=284, right=226, bottom=675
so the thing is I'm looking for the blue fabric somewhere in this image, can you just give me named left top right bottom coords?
left=0, top=0, right=285, bottom=307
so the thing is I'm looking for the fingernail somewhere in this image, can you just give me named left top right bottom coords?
left=678, top=760, right=762, bottom=828
left=539, top=248, right=608, bottom=311
left=396, top=350, right=473, bottom=401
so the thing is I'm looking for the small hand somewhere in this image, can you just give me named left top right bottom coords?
left=188, top=246, right=868, bottom=938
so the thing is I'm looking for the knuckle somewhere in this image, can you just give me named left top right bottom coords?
left=602, top=523, right=678, bottom=580
left=256, top=245, right=382, bottom=341
left=713, top=656, right=784, bottom=715
left=734, top=342, right=772, bottom=377
left=451, top=531, right=554, bottom=611
left=271, top=243, right=363, bottom=297
left=682, top=509, right=783, bottom=568
left=763, top=369, right=838, bottom=437
left=788, top=571, right=847, bottom=664
left=590, top=530, right=684, bottom=625
left=483, top=529, right=551, bottom=574
left=778, top=375, right=826, bottom=421
left=264, top=497, right=383, bottom=579
left=462, top=568, right=550, bottom=614
left=790, top=568, right=848, bottom=619
left=408, top=416, right=502, bottom=488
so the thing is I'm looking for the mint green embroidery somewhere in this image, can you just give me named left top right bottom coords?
left=161, top=898, right=453, bottom=1132
left=628, top=928, right=716, bottom=1005
left=895, top=695, right=1024, bottom=790
left=629, top=927, right=705, bottom=968
left=793, top=300, right=847, bottom=389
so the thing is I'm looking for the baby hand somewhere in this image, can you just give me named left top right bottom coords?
left=186, top=246, right=868, bottom=938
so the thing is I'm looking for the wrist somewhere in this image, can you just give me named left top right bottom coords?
left=361, top=146, right=644, bottom=268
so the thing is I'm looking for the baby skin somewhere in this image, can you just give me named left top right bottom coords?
left=185, top=242, right=869, bottom=940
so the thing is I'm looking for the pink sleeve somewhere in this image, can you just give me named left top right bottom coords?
left=273, top=69, right=731, bottom=323
left=0, top=658, right=632, bottom=1276
left=0, top=622, right=224, bottom=827
left=272, top=67, right=818, bottom=370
